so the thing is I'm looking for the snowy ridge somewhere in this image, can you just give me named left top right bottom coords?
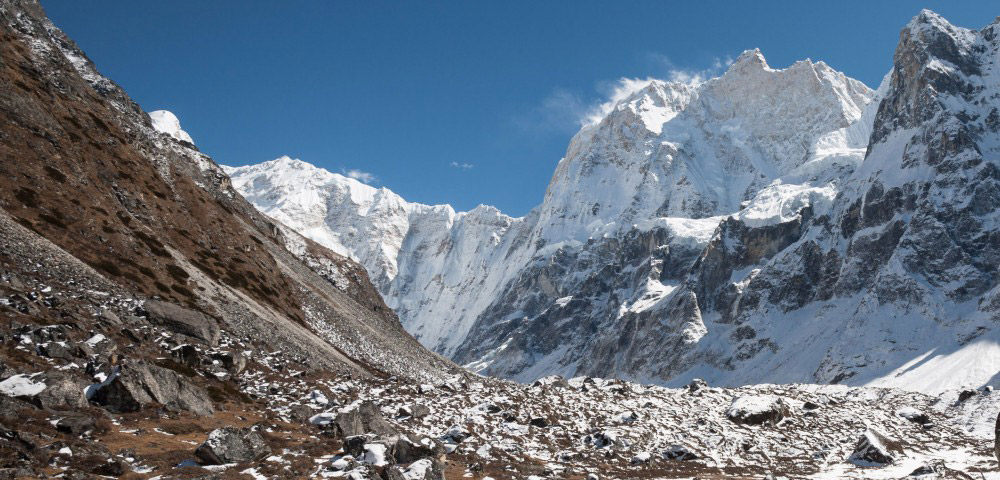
left=228, top=11, right=1000, bottom=396
left=224, top=157, right=532, bottom=354
left=228, top=48, right=875, bottom=364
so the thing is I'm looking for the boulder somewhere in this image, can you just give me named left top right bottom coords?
left=208, top=350, right=246, bottom=374
left=686, top=378, right=708, bottom=393
left=54, top=413, right=96, bottom=436
left=393, top=435, right=445, bottom=464
left=171, top=344, right=204, bottom=368
left=0, top=392, right=36, bottom=420
left=93, top=362, right=214, bottom=416
left=0, top=372, right=87, bottom=410
left=725, top=395, right=790, bottom=426
left=35, top=372, right=88, bottom=409
left=897, top=407, right=930, bottom=425
left=38, top=342, right=76, bottom=361
left=957, top=389, right=978, bottom=403
left=399, top=403, right=430, bottom=419
left=663, top=444, right=697, bottom=461
left=194, top=427, right=270, bottom=465
left=392, top=457, right=445, bottom=480
left=333, top=401, right=397, bottom=438
left=143, top=300, right=220, bottom=346
left=848, top=429, right=903, bottom=466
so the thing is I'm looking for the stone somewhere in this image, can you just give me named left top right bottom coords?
left=897, top=407, right=930, bottom=425
left=848, top=429, right=903, bottom=466
left=143, top=300, right=220, bottom=346
left=333, top=401, right=397, bottom=438
left=957, top=389, right=978, bottom=403
left=38, top=342, right=76, bottom=361
left=194, top=427, right=271, bottom=465
left=93, top=362, right=214, bottom=416
left=54, top=413, right=96, bottom=436
left=34, top=372, right=88, bottom=409
left=686, top=378, right=708, bottom=393
left=393, top=435, right=444, bottom=464
left=399, top=403, right=430, bottom=419
left=0, top=392, right=36, bottom=420
left=725, top=395, right=790, bottom=426
left=208, top=350, right=246, bottom=374
left=529, top=416, right=549, bottom=428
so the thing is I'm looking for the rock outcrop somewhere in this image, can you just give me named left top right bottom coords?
left=92, top=362, right=214, bottom=416
left=194, top=427, right=271, bottom=465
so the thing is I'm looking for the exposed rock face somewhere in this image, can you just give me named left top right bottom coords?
left=142, top=300, right=220, bottom=346
left=0, top=0, right=458, bottom=384
left=92, top=362, right=214, bottom=416
left=194, top=427, right=271, bottom=465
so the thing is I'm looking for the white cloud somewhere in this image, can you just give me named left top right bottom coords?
left=513, top=88, right=590, bottom=135
left=517, top=54, right=735, bottom=134
left=343, top=168, right=376, bottom=184
left=583, top=77, right=658, bottom=126
left=450, top=162, right=474, bottom=170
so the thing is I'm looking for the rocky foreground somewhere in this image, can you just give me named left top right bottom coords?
left=1, top=262, right=998, bottom=479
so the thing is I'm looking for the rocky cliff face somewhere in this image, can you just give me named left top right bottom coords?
left=231, top=11, right=1000, bottom=394
left=689, top=10, right=1000, bottom=393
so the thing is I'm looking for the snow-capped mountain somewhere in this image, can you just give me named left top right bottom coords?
left=229, top=11, right=1000, bottom=394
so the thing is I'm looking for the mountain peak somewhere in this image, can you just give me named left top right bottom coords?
left=729, top=48, right=769, bottom=71
left=903, top=8, right=976, bottom=55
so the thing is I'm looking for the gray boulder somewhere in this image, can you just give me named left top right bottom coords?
left=37, top=342, right=77, bottom=361
left=333, top=401, right=397, bottom=438
left=143, top=300, right=220, bottom=346
left=54, top=413, right=96, bottom=436
left=0, top=393, right=36, bottom=420
left=194, top=427, right=270, bottom=465
left=725, top=395, right=790, bottom=426
left=208, top=350, right=246, bottom=374
left=93, top=362, right=214, bottom=416
left=848, top=429, right=903, bottom=466
left=399, top=403, right=430, bottom=419
left=393, top=435, right=445, bottom=464
left=34, top=372, right=88, bottom=409
left=390, top=458, right=445, bottom=480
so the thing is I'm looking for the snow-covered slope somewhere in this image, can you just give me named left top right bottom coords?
left=229, top=10, right=1000, bottom=395
left=224, top=157, right=534, bottom=354
left=227, top=48, right=875, bottom=360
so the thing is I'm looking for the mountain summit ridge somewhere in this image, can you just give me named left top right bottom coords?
left=229, top=10, right=1000, bottom=395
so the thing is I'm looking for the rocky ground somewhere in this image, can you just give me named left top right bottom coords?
left=2, top=231, right=996, bottom=479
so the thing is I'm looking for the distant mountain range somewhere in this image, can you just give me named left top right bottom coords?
left=229, top=10, right=1000, bottom=395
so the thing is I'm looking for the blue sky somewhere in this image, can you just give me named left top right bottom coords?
left=44, top=1, right=998, bottom=216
